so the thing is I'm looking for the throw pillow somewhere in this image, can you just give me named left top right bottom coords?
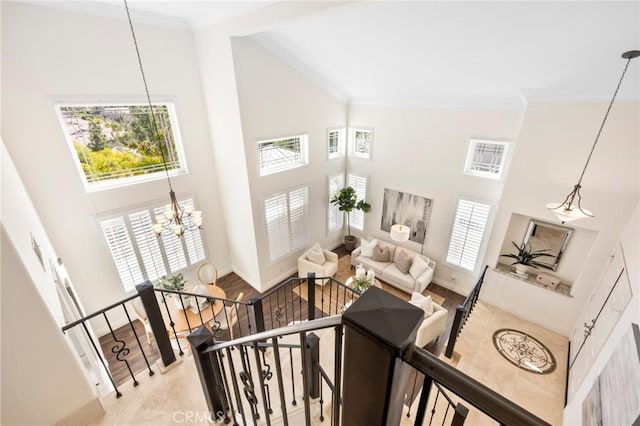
left=409, top=292, right=434, bottom=318
left=360, top=238, right=378, bottom=258
left=372, top=245, right=390, bottom=262
left=394, top=249, right=413, bottom=274
left=409, top=256, right=429, bottom=280
left=307, top=248, right=326, bottom=265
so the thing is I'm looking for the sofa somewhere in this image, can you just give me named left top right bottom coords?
left=298, top=242, right=339, bottom=286
left=409, top=292, right=448, bottom=347
left=351, top=238, right=435, bottom=294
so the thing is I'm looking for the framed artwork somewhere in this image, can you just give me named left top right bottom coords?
left=380, top=189, right=433, bottom=244
left=582, top=323, right=640, bottom=425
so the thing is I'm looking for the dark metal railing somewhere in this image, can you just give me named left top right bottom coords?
left=61, top=293, right=155, bottom=398
left=402, top=345, right=549, bottom=425
left=444, top=265, right=488, bottom=358
left=406, top=369, right=469, bottom=425
left=193, top=316, right=343, bottom=426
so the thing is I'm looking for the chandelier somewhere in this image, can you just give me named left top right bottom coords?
left=547, top=50, right=639, bottom=223
left=124, top=0, right=203, bottom=237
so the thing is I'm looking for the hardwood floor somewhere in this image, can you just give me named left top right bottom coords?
left=99, top=245, right=464, bottom=387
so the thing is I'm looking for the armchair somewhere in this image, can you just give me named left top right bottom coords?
left=410, top=292, right=448, bottom=347
left=297, top=242, right=339, bottom=286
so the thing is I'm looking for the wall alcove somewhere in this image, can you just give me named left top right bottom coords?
left=495, top=213, right=598, bottom=296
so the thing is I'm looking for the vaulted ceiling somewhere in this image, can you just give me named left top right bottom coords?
left=25, top=1, right=640, bottom=108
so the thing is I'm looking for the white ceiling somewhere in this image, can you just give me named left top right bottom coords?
left=24, top=1, right=640, bottom=108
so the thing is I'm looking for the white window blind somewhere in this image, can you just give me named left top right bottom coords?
left=258, top=135, right=308, bottom=176
left=464, top=139, right=509, bottom=179
left=327, top=128, right=345, bottom=159
left=327, top=173, right=345, bottom=232
left=100, top=198, right=206, bottom=292
left=101, top=217, right=144, bottom=292
left=264, top=186, right=310, bottom=262
left=347, top=174, right=368, bottom=231
left=349, top=128, right=372, bottom=159
left=446, top=199, right=491, bottom=271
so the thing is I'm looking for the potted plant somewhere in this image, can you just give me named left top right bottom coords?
left=330, top=186, right=371, bottom=251
left=500, top=241, right=554, bottom=276
left=156, top=273, right=189, bottom=309
left=352, top=276, right=372, bottom=294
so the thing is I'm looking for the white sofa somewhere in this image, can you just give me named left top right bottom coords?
left=297, top=242, right=339, bottom=286
left=409, top=292, right=448, bottom=347
left=351, top=238, right=435, bottom=294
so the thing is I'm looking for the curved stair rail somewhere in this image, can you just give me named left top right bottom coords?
left=444, top=265, right=488, bottom=358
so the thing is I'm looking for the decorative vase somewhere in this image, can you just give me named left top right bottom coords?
left=344, top=235, right=357, bottom=252
left=366, top=268, right=375, bottom=283
left=514, top=264, right=528, bottom=276
left=355, top=264, right=366, bottom=279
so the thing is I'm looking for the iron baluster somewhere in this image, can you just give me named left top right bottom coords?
left=213, top=351, right=235, bottom=425
left=407, top=370, right=420, bottom=417
left=176, top=293, right=192, bottom=332
left=271, top=337, right=289, bottom=426
left=225, top=346, right=247, bottom=426
left=289, top=347, right=297, bottom=406
left=81, top=322, right=122, bottom=398
left=332, top=325, right=343, bottom=426
left=299, top=332, right=312, bottom=426
left=260, top=344, right=274, bottom=414
left=102, top=312, right=138, bottom=386
left=208, top=301, right=221, bottom=339
left=159, top=290, right=184, bottom=355
left=122, top=303, right=154, bottom=376
left=252, top=342, right=272, bottom=426
left=239, top=346, right=260, bottom=421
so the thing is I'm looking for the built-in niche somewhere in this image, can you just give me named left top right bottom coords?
left=496, top=213, right=598, bottom=296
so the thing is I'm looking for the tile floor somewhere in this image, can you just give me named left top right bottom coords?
left=90, top=301, right=568, bottom=425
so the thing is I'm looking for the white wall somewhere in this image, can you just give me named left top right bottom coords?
left=482, top=102, right=639, bottom=335
left=346, top=104, right=524, bottom=294
left=563, top=203, right=639, bottom=424
left=1, top=3, right=230, bottom=328
left=231, top=37, right=347, bottom=289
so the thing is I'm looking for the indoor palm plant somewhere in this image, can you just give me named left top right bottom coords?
left=500, top=241, right=554, bottom=275
left=330, top=186, right=371, bottom=251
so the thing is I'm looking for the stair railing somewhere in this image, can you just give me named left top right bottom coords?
left=444, top=265, right=488, bottom=358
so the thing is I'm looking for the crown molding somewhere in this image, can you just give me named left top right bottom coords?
left=25, top=1, right=191, bottom=30
left=521, top=88, right=640, bottom=103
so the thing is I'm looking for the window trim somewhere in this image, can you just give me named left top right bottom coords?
left=463, top=138, right=510, bottom=180
left=348, top=127, right=373, bottom=160
left=257, top=134, right=309, bottom=177
left=327, top=127, right=346, bottom=160
left=326, top=172, right=345, bottom=235
left=445, top=196, right=492, bottom=273
left=54, top=100, right=188, bottom=193
left=346, top=172, right=369, bottom=232
left=97, top=194, right=207, bottom=293
left=263, top=184, right=311, bottom=264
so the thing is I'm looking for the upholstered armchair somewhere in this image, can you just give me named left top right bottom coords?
left=297, top=242, right=339, bottom=286
left=409, top=292, right=448, bottom=348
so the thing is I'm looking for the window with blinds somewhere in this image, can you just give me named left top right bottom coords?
left=257, top=134, right=309, bottom=176
left=327, top=128, right=345, bottom=159
left=349, top=128, right=373, bottom=159
left=100, top=198, right=206, bottom=292
left=327, top=173, right=345, bottom=233
left=446, top=198, right=491, bottom=272
left=55, top=103, right=186, bottom=192
left=347, top=173, right=368, bottom=231
left=464, top=139, right=509, bottom=179
left=264, top=186, right=310, bottom=262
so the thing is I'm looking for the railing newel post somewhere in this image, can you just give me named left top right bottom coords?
left=135, top=281, right=176, bottom=367
left=307, top=272, right=316, bottom=321
left=249, top=295, right=266, bottom=334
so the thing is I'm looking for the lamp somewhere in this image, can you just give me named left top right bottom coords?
left=547, top=50, right=640, bottom=223
left=390, top=224, right=410, bottom=242
left=124, top=0, right=203, bottom=238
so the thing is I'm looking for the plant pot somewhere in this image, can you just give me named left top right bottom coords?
left=514, top=264, right=529, bottom=276
left=344, top=235, right=357, bottom=252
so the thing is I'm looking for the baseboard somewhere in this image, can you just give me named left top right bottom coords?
left=432, top=276, right=470, bottom=297
left=54, top=398, right=104, bottom=426
left=229, top=268, right=262, bottom=292
left=262, top=266, right=299, bottom=292
left=480, top=294, right=572, bottom=336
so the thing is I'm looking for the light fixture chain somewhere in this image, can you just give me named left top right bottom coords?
left=576, top=57, right=633, bottom=186
left=123, top=0, right=173, bottom=190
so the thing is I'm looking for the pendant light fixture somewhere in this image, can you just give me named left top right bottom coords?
left=124, top=0, right=202, bottom=237
left=547, top=50, right=639, bottom=223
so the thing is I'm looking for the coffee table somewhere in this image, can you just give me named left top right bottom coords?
left=345, top=276, right=383, bottom=293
